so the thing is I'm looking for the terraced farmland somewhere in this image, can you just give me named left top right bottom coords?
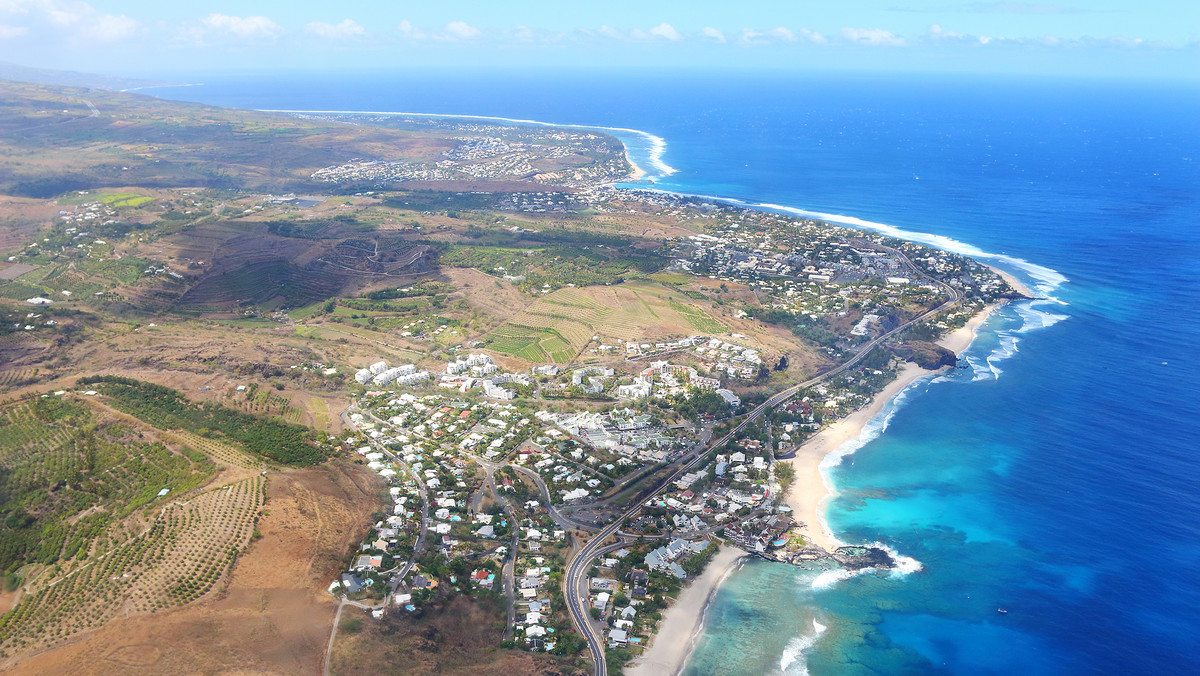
left=160, top=429, right=261, bottom=471
left=484, top=280, right=726, bottom=364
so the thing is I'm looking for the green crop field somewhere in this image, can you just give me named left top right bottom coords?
left=668, top=299, right=727, bottom=333
left=0, top=398, right=216, bottom=573
left=98, top=192, right=155, bottom=208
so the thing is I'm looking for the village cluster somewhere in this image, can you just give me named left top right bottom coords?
left=308, top=119, right=629, bottom=189
left=329, top=330, right=821, bottom=655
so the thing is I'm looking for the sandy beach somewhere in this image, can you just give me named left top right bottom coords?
left=625, top=152, right=647, bottom=180
left=625, top=545, right=746, bottom=676
left=784, top=302, right=1002, bottom=553
left=629, top=301, right=1004, bottom=672
left=782, top=362, right=936, bottom=552
left=938, top=301, right=1001, bottom=355
left=987, top=263, right=1035, bottom=298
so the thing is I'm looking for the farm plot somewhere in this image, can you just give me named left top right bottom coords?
left=0, top=476, right=265, bottom=660
left=482, top=280, right=727, bottom=363
left=98, top=192, right=155, bottom=208
left=0, top=398, right=217, bottom=573
left=667, top=298, right=726, bottom=333
left=0, top=367, right=37, bottom=391
left=234, top=386, right=301, bottom=423
left=160, top=429, right=261, bottom=471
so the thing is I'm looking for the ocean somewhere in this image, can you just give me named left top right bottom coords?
left=141, top=70, right=1200, bottom=674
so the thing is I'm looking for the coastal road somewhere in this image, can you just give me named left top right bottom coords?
left=562, top=279, right=963, bottom=676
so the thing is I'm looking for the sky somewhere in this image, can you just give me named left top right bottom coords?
left=0, top=1, right=1197, bottom=79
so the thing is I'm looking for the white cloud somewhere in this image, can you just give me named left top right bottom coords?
left=737, top=26, right=814, bottom=45
left=511, top=24, right=534, bottom=41
left=841, top=27, right=907, bottom=46
left=924, top=23, right=995, bottom=45
left=442, top=20, right=480, bottom=40
left=398, top=19, right=426, bottom=39
left=739, top=28, right=764, bottom=44
left=649, top=22, right=681, bottom=41
left=766, top=27, right=796, bottom=42
left=598, top=24, right=623, bottom=40
left=0, top=1, right=138, bottom=42
left=202, top=13, right=281, bottom=40
left=0, top=23, right=27, bottom=38
left=701, top=26, right=725, bottom=42
left=306, top=19, right=364, bottom=40
left=798, top=28, right=827, bottom=44
left=82, top=12, right=137, bottom=42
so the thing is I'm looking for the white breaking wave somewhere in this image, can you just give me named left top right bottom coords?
left=807, top=541, right=923, bottom=596
left=810, top=567, right=859, bottom=591
left=778, top=618, right=828, bottom=676
left=633, top=187, right=1072, bottom=388
left=870, top=541, right=925, bottom=578
left=258, top=108, right=678, bottom=178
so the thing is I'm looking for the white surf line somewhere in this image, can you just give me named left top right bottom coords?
left=629, top=186, right=1068, bottom=299
left=260, top=108, right=678, bottom=177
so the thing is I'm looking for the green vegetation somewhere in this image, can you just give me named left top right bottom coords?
left=440, top=233, right=667, bottom=292
left=98, top=192, right=154, bottom=208
left=79, top=376, right=329, bottom=465
left=486, top=323, right=578, bottom=363
left=0, top=397, right=215, bottom=574
left=666, top=298, right=726, bottom=333
left=0, top=475, right=263, bottom=657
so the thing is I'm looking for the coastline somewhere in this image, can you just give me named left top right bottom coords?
left=625, top=152, right=648, bottom=181
left=987, top=263, right=1035, bottom=299
left=628, top=302, right=1004, bottom=674
left=784, top=301, right=1003, bottom=553
left=625, top=545, right=746, bottom=676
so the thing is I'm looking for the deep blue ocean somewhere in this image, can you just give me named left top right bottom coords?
left=143, top=70, right=1200, bottom=674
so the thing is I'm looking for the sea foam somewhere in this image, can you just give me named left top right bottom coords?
left=779, top=618, right=828, bottom=676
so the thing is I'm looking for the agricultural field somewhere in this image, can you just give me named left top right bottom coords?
left=81, top=376, right=331, bottom=466
left=0, top=398, right=217, bottom=575
left=0, top=475, right=264, bottom=661
left=483, top=280, right=727, bottom=364
left=98, top=192, right=155, bottom=208
left=231, top=383, right=302, bottom=423
left=0, top=384, right=337, bottom=664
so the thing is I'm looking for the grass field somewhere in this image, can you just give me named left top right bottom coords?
left=483, top=280, right=726, bottom=364
left=98, top=192, right=155, bottom=208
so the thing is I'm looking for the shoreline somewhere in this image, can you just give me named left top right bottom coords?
left=987, top=263, right=1035, bottom=299
left=627, top=302, right=1005, bottom=675
left=625, top=152, right=648, bottom=181
left=625, top=545, right=746, bottom=676
left=784, top=301, right=1003, bottom=553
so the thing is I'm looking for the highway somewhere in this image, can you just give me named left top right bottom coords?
left=562, top=260, right=961, bottom=676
